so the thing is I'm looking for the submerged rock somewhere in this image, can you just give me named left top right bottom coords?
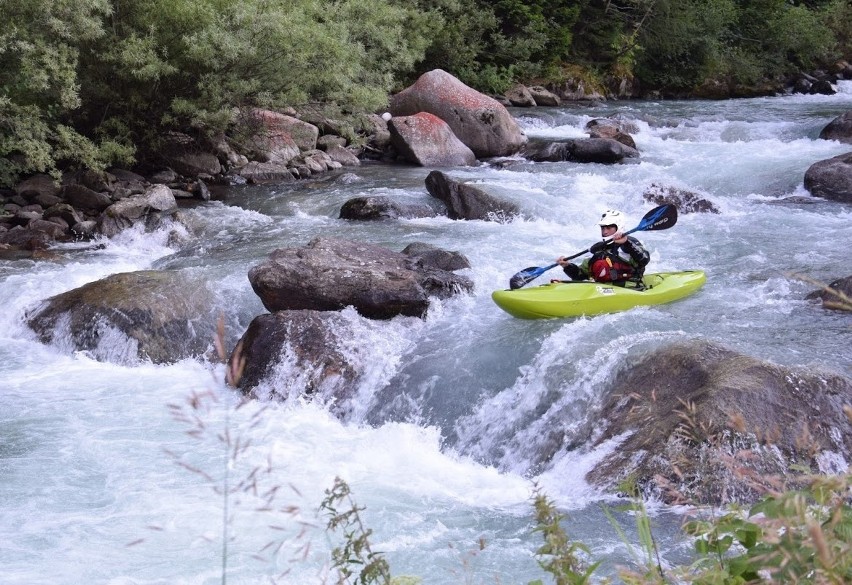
left=231, top=310, right=359, bottom=418
left=642, top=183, right=720, bottom=214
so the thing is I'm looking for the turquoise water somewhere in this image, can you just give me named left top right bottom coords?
left=1, top=83, right=851, bottom=584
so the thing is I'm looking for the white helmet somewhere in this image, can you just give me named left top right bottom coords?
left=597, top=209, right=626, bottom=232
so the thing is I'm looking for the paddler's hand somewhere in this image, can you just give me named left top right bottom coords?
left=556, top=255, right=570, bottom=266
left=612, top=231, right=628, bottom=244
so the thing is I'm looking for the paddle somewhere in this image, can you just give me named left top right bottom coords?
left=508, top=204, right=678, bottom=290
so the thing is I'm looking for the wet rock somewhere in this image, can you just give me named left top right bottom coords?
left=803, top=151, right=852, bottom=203
left=26, top=270, right=219, bottom=364
left=230, top=310, right=359, bottom=418
left=247, top=236, right=473, bottom=320
left=819, top=110, right=852, bottom=144
left=805, top=274, right=852, bottom=311
left=585, top=339, right=852, bottom=505
left=642, top=183, right=720, bottom=214
left=425, top=170, right=519, bottom=222
left=96, top=184, right=178, bottom=238
left=521, top=137, right=639, bottom=164
left=585, top=118, right=637, bottom=149
left=402, top=242, right=471, bottom=272
left=0, top=225, right=52, bottom=250
left=234, top=161, right=297, bottom=184
left=339, top=196, right=437, bottom=220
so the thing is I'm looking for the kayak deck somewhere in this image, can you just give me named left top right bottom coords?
left=492, top=270, right=706, bottom=319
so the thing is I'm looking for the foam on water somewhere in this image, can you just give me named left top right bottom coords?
left=3, top=83, right=852, bottom=584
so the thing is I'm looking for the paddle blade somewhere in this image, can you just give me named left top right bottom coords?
left=509, top=264, right=556, bottom=289
left=634, top=203, right=678, bottom=233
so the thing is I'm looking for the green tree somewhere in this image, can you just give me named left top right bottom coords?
left=75, top=0, right=430, bottom=163
left=0, top=0, right=131, bottom=186
left=633, top=0, right=738, bottom=91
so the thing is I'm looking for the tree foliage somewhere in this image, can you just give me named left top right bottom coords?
left=0, top=0, right=848, bottom=186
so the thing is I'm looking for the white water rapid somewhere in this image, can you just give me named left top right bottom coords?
left=2, top=82, right=851, bottom=584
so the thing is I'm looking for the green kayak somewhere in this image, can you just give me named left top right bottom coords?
left=492, top=270, right=707, bottom=319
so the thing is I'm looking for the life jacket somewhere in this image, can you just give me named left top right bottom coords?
left=589, top=252, right=636, bottom=283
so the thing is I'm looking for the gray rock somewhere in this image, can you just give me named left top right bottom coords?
left=805, top=274, right=852, bottom=311
left=522, top=137, right=639, bottom=164
left=61, top=184, right=113, bottom=212
left=425, top=170, right=519, bottom=222
left=585, top=339, right=852, bottom=505
left=505, top=84, right=536, bottom=107
left=339, top=196, right=437, bottom=220
left=819, top=110, right=852, bottom=144
left=528, top=85, right=561, bottom=106
left=230, top=310, right=359, bottom=418
left=643, top=183, right=719, bottom=214
left=804, top=151, right=852, bottom=203
left=402, top=242, right=471, bottom=271
left=26, top=270, right=219, bottom=364
left=248, top=236, right=473, bottom=320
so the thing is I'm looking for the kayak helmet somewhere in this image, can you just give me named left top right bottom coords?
left=597, top=209, right=626, bottom=232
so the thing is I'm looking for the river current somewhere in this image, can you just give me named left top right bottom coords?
left=2, top=83, right=851, bottom=584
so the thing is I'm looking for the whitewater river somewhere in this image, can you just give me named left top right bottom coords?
left=2, top=82, right=851, bottom=584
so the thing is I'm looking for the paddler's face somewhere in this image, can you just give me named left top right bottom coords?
left=600, top=224, right=618, bottom=238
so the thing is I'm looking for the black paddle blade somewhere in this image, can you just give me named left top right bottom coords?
left=509, top=265, right=553, bottom=289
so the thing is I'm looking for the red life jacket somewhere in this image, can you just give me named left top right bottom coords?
left=589, top=254, right=636, bottom=283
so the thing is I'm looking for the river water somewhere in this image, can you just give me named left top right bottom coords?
left=2, top=83, right=851, bottom=584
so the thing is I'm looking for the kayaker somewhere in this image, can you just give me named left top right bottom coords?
left=556, top=209, right=650, bottom=287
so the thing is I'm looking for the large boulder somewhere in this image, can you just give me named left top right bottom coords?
left=96, top=184, right=178, bottom=238
left=521, top=137, right=639, bottom=164
left=424, top=170, right=519, bottom=222
left=389, top=69, right=527, bottom=158
left=819, top=110, right=852, bottom=144
left=803, top=151, right=852, bottom=203
left=26, top=270, right=219, bottom=364
left=247, top=237, right=473, bottom=320
left=230, top=310, right=360, bottom=418
left=388, top=113, right=477, bottom=167
left=15, top=174, right=60, bottom=201
left=235, top=161, right=296, bottom=184
left=242, top=109, right=303, bottom=164
left=585, top=340, right=852, bottom=505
